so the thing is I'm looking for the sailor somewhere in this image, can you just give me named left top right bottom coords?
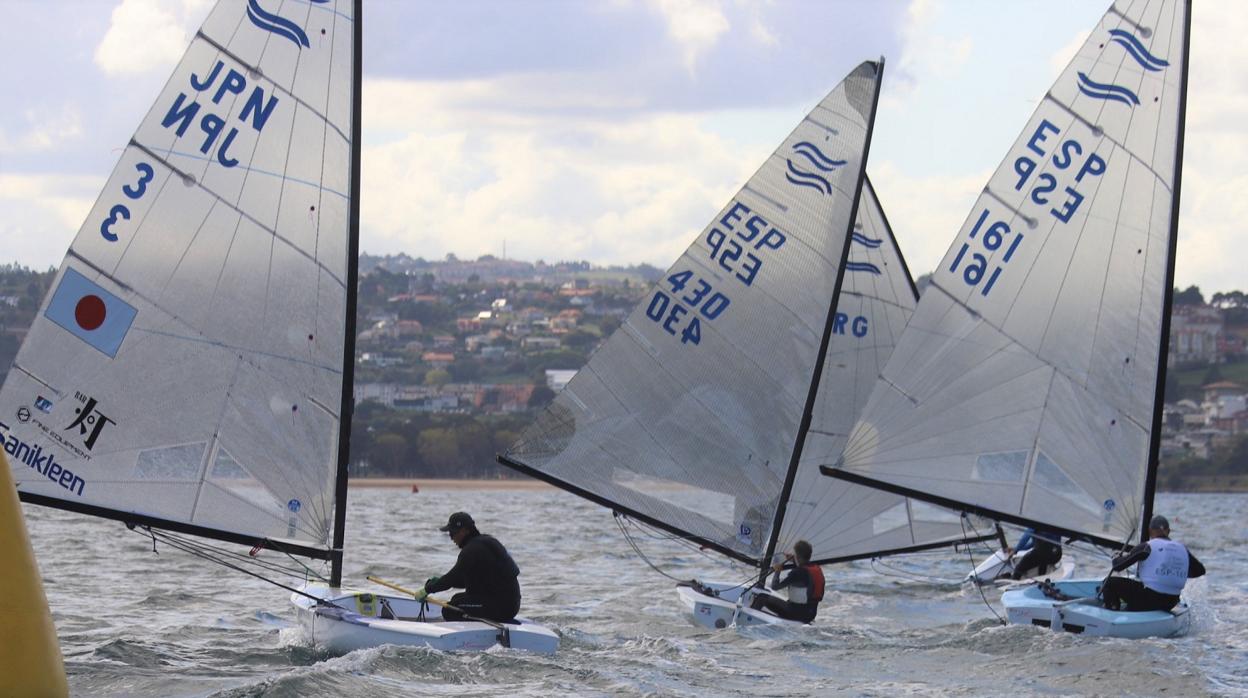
left=1005, top=526, right=1064, bottom=580
left=1101, top=514, right=1206, bottom=612
left=416, top=512, right=522, bottom=622
left=748, top=539, right=824, bottom=623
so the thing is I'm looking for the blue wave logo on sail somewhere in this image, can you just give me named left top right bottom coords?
left=247, top=0, right=329, bottom=48
left=1107, top=29, right=1169, bottom=71
left=851, top=232, right=882, bottom=249
left=791, top=142, right=847, bottom=171
left=1076, top=72, right=1140, bottom=107
left=784, top=143, right=846, bottom=196
left=844, top=261, right=881, bottom=275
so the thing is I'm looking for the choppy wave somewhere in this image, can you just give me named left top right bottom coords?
left=21, top=491, right=1247, bottom=696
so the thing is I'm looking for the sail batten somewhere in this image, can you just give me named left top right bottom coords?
left=3, top=0, right=358, bottom=560
left=829, top=0, right=1189, bottom=546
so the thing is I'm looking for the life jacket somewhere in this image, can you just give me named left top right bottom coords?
left=806, top=564, right=825, bottom=604
left=1138, top=538, right=1189, bottom=596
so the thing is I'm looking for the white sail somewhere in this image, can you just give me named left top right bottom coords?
left=504, top=62, right=974, bottom=565
left=1, top=0, right=357, bottom=555
left=778, top=178, right=979, bottom=561
left=830, top=0, right=1188, bottom=547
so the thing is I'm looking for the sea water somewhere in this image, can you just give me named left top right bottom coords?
left=23, top=491, right=1247, bottom=696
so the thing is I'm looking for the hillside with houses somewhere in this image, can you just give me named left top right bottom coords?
left=2, top=261, right=1246, bottom=488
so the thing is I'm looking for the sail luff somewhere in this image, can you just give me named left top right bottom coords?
left=760, top=59, right=886, bottom=581
left=865, top=177, right=920, bottom=305
left=1141, top=0, right=1192, bottom=542
left=329, top=0, right=363, bottom=588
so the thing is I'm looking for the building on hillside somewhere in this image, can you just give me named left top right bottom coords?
left=359, top=352, right=404, bottom=367
left=473, top=384, right=536, bottom=413
left=1201, top=381, right=1245, bottom=403
left=1169, top=304, right=1223, bottom=365
left=421, top=351, right=455, bottom=368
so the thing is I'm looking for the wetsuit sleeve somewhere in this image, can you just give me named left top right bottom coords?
left=1187, top=551, right=1206, bottom=578
left=772, top=567, right=809, bottom=592
left=427, top=544, right=480, bottom=593
left=1111, top=542, right=1150, bottom=572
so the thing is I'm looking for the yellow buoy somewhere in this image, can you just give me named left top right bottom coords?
left=0, top=452, right=68, bottom=697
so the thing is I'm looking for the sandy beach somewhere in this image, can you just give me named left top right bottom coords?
left=348, top=477, right=553, bottom=491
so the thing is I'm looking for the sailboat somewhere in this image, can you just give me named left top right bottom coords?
left=823, top=0, right=1192, bottom=638
left=500, top=59, right=992, bottom=629
left=1, top=0, right=554, bottom=655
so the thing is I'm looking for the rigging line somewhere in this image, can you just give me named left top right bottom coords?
left=133, top=526, right=340, bottom=606
left=143, top=526, right=318, bottom=579
left=614, top=514, right=689, bottom=584
left=962, top=516, right=1006, bottom=625
left=868, top=557, right=959, bottom=585
left=622, top=515, right=744, bottom=571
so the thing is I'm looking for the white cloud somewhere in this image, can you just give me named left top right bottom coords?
left=360, top=78, right=761, bottom=266
left=0, top=174, right=101, bottom=268
left=647, top=0, right=731, bottom=74
left=897, top=0, right=971, bottom=86
left=1048, top=30, right=1089, bottom=81
left=94, top=0, right=209, bottom=76
left=865, top=160, right=989, bottom=276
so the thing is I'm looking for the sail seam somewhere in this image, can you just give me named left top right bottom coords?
left=128, top=141, right=347, bottom=289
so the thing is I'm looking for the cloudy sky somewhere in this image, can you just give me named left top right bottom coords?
left=0, top=0, right=1242, bottom=292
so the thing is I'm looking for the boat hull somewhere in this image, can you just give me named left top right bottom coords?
left=966, top=549, right=1076, bottom=585
left=1001, top=579, right=1190, bottom=638
left=676, top=581, right=808, bottom=629
left=291, top=583, right=559, bottom=655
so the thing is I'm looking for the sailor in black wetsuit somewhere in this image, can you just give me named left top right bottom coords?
left=1006, top=526, right=1064, bottom=580
left=748, top=539, right=824, bottom=624
left=1102, top=514, right=1205, bottom=612
left=420, top=512, right=521, bottom=622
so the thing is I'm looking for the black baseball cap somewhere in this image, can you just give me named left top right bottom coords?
left=1149, top=515, right=1170, bottom=530
left=439, top=511, right=475, bottom=532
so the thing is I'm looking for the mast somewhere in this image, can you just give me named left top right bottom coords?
left=1141, top=0, right=1191, bottom=543
left=330, top=0, right=364, bottom=588
left=759, top=58, right=886, bottom=583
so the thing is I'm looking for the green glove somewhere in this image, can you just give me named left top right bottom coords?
left=425, top=575, right=441, bottom=590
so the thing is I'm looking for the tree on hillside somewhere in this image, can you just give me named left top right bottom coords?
left=1173, top=285, right=1204, bottom=306
left=1211, top=290, right=1246, bottom=309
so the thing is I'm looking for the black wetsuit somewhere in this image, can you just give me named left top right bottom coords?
left=1011, top=528, right=1064, bottom=580
left=749, top=566, right=819, bottom=624
left=425, top=531, right=521, bottom=622
left=1101, top=540, right=1205, bottom=612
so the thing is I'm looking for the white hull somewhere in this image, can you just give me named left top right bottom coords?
left=290, top=583, right=558, bottom=655
left=676, top=581, right=808, bottom=630
left=966, top=549, right=1076, bottom=585
left=1001, top=579, right=1190, bottom=639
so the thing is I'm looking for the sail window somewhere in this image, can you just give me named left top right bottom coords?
left=135, top=443, right=207, bottom=480
left=872, top=502, right=909, bottom=535
left=208, top=446, right=249, bottom=479
left=612, top=468, right=735, bottom=527
left=910, top=500, right=961, bottom=525
left=1033, top=451, right=1101, bottom=514
left=972, top=451, right=1028, bottom=482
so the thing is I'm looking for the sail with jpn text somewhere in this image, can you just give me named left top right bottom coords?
left=502, top=61, right=989, bottom=566
left=825, top=0, right=1190, bottom=549
left=1, top=0, right=360, bottom=569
